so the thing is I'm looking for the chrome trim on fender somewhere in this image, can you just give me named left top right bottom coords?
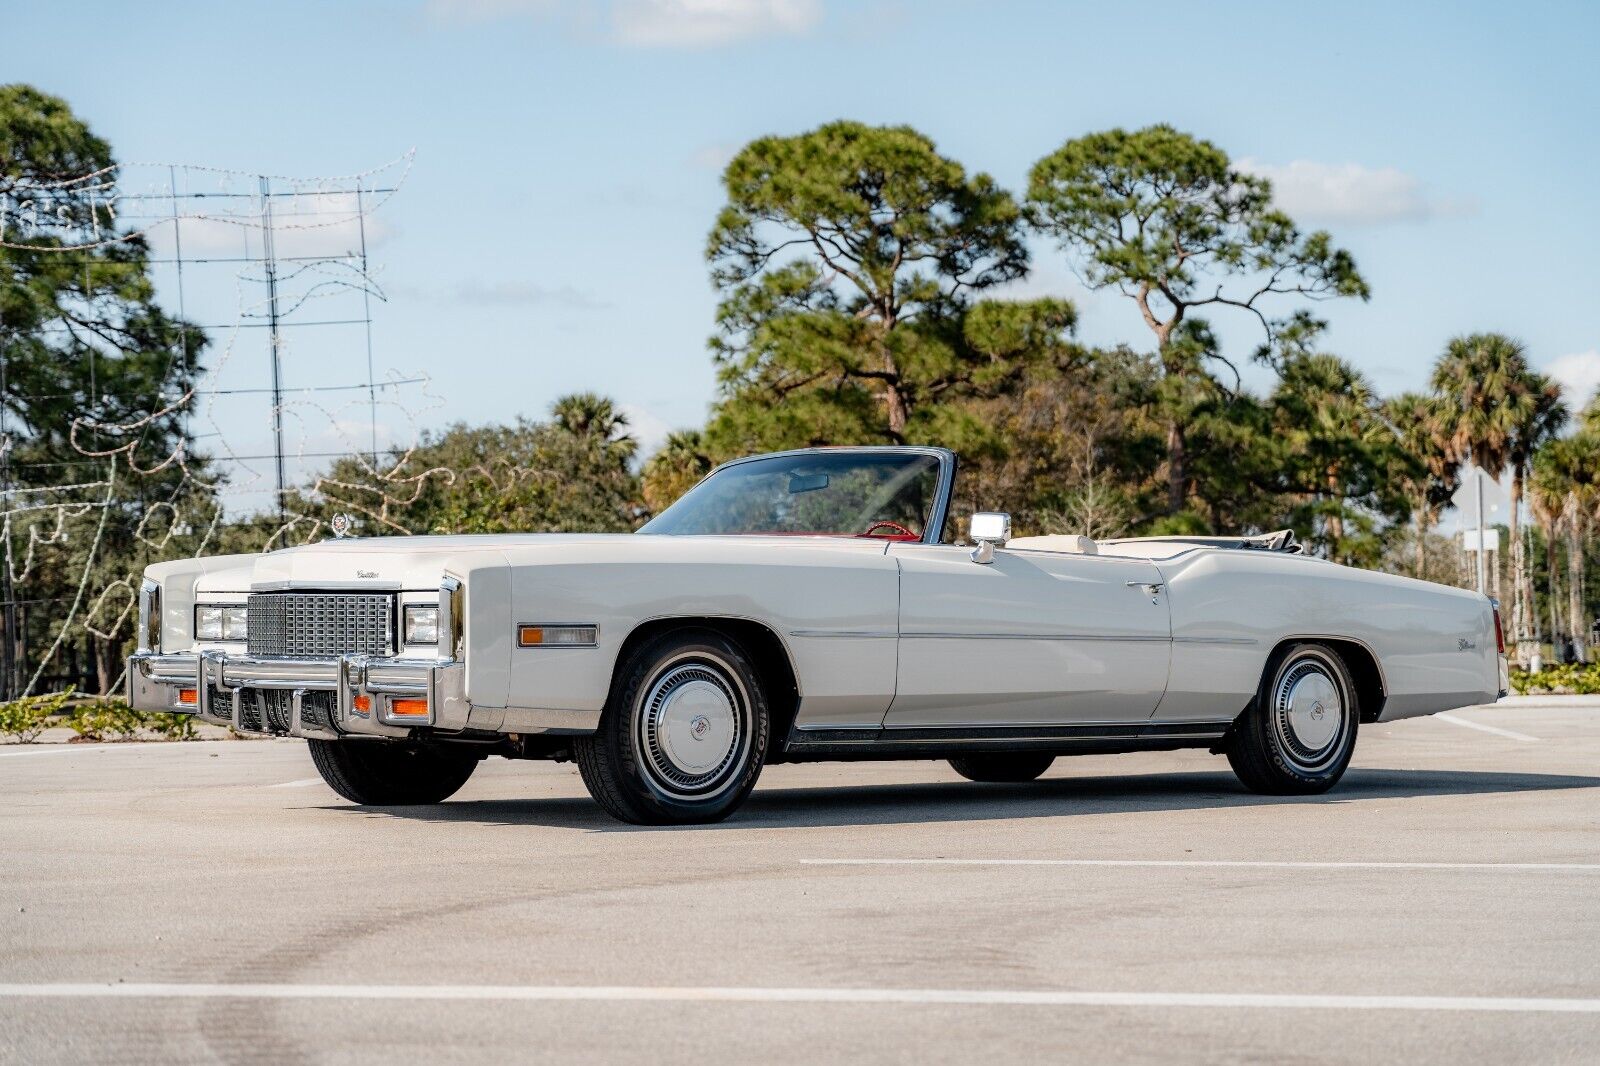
left=900, top=631, right=1173, bottom=643
left=250, top=579, right=406, bottom=592
left=137, top=579, right=161, bottom=654
left=439, top=576, right=463, bottom=660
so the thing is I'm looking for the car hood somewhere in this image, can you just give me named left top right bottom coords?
left=197, top=532, right=894, bottom=593
left=195, top=534, right=627, bottom=593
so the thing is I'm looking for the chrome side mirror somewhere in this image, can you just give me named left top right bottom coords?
left=969, top=511, right=1011, bottom=564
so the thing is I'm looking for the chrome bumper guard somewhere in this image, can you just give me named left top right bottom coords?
left=127, top=651, right=469, bottom=739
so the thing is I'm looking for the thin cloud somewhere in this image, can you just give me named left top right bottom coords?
left=426, top=0, right=820, bottom=46
left=1546, top=349, right=1600, bottom=411
left=611, top=0, right=819, bottom=46
left=1237, top=158, right=1474, bottom=226
left=424, top=0, right=561, bottom=22
left=453, top=279, right=611, bottom=310
left=617, top=402, right=674, bottom=457
left=690, top=142, right=740, bottom=171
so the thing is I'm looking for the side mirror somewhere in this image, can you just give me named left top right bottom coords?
left=968, top=511, right=1011, bottom=564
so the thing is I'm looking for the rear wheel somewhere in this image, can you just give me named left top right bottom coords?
left=1227, top=643, right=1359, bottom=795
left=948, top=752, right=1056, bottom=783
left=574, top=628, right=769, bottom=825
left=307, top=739, right=480, bottom=805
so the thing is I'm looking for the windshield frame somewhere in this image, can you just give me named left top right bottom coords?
left=640, top=445, right=958, bottom=545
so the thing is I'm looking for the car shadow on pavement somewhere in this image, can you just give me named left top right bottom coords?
left=324, top=766, right=1600, bottom=832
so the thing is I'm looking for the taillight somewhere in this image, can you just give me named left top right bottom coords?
left=1492, top=606, right=1505, bottom=655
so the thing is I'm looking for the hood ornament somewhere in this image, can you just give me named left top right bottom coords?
left=329, top=513, right=356, bottom=539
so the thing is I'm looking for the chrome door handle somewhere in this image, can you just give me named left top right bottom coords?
left=1126, top=581, right=1164, bottom=601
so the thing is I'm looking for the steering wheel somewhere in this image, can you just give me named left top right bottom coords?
left=861, top=520, right=917, bottom=539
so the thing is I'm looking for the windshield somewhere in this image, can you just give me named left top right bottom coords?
left=640, top=451, right=945, bottom=540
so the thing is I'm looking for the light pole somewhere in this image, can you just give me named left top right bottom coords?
left=1474, top=467, right=1487, bottom=595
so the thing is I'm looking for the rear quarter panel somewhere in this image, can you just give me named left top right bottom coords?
left=1154, top=550, right=1499, bottom=723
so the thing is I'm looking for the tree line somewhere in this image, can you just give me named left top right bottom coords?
left=3, top=89, right=1597, bottom=698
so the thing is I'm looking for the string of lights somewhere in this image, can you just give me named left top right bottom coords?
left=0, top=149, right=451, bottom=699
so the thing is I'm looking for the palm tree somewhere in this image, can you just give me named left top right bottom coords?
left=1533, top=433, right=1600, bottom=662
left=1528, top=449, right=1568, bottom=657
left=1503, top=373, right=1568, bottom=662
left=1430, top=334, right=1564, bottom=664
left=1382, top=392, right=1458, bottom=578
left=641, top=430, right=713, bottom=514
left=550, top=393, right=638, bottom=464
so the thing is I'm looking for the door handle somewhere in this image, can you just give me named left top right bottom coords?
left=1126, top=581, right=1164, bottom=600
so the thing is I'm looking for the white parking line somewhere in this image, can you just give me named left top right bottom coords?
left=0, top=743, right=233, bottom=758
left=1435, top=713, right=1540, bottom=742
left=0, top=983, right=1594, bottom=1013
left=801, top=858, right=1600, bottom=872
left=0, top=746, right=111, bottom=758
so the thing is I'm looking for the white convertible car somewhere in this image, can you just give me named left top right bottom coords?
left=128, top=446, right=1507, bottom=824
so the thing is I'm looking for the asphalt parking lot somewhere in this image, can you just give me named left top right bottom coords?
left=2, top=697, right=1597, bottom=1065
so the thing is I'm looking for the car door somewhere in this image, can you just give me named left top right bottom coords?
left=884, top=543, right=1171, bottom=727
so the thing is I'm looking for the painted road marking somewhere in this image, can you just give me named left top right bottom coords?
left=801, top=858, right=1600, bottom=872
left=0, top=746, right=112, bottom=758
left=1435, top=713, right=1540, bottom=742
left=0, top=742, right=258, bottom=758
left=0, top=983, right=1595, bottom=1013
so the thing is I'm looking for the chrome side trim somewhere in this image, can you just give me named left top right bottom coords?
left=1172, top=636, right=1259, bottom=646
left=900, top=631, right=1172, bottom=643
left=1279, top=631, right=1390, bottom=695
left=439, top=576, right=463, bottom=660
left=137, top=579, right=161, bottom=654
left=789, top=628, right=897, bottom=639
left=499, top=706, right=604, bottom=734
left=251, top=579, right=406, bottom=592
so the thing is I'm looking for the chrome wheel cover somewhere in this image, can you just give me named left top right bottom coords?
left=634, top=655, right=750, bottom=800
left=1271, top=655, right=1348, bottom=773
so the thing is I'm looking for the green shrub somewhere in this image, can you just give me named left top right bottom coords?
left=0, top=688, right=74, bottom=744
left=1510, top=662, right=1600, bottom=695
left=144, top=711, right=198, bottom=741
left=68, top=696, right=144, bottom=742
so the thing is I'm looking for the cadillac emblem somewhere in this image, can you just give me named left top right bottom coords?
left=330, top=513, right=355, bottom=539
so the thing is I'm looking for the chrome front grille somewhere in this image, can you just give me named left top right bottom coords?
left=246, top=593, right=394, bottom=658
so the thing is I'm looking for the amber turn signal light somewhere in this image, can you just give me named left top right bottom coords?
left=517, top=624, right=597, bottom=648
left=177, top=688, right=198, bottom=706
left=351, top=694, right=372, bottom=715
left=390, top=698, right=429, bottom=718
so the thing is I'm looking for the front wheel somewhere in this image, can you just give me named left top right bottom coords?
left=1227, top=643, right=1359, bottom=795
left=948, top=752, right=1056, bottom=783
left=307, top=739, right=480, bottom=805
left=574, top=628, right=769, bottom=825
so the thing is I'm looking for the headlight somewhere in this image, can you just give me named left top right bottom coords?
left=404, top=605, right=439, bottom=646
left=195, top=604, right=247, bottom=641
left=195, top=606, right=223, bottom=640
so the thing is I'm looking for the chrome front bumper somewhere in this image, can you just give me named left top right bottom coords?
left=127, top=651, right=469, bottom=739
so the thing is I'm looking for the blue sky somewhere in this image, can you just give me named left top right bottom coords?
left=12, top=0, right=1600, bottom=511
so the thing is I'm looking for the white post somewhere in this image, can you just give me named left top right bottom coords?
left=1474, top=467, right=1487, bottom=595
